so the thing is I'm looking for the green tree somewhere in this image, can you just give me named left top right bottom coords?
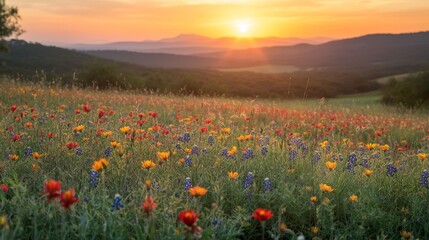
left=1, top=0, right=23, bottom=52
left=382, top=71, right=429, bottom=108
left=80, top=62, right=123, bottom=89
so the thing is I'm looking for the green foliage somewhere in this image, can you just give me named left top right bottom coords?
left=382, top=71, right=429, bottom=108
left=79, top=62, right=124, bottom=89
left=0, top=0, right=22, bottom=52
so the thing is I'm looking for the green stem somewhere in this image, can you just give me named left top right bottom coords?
left=261, top=221, right=265, bottom=240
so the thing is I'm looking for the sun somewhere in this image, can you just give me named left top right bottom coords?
left=235, top=19, right=251, bottom=36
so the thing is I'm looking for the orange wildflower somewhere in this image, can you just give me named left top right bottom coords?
left=319, top=183, right=334, bottom=193
left=228, top=172, right=239, bottom=179
left=189, top=186, right=207, bottom=197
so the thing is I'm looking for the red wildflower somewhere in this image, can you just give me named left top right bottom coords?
left=138, top=112, right=144, bottom=119
left=44, top=179, right=61, bottom=201
left=148, top=112, right=158, bottom=118
left=82, top=104, right=91, bottom=113
left=252, top=208, right=273, bottom=221
left=48, top=132, right=54, bottom=139
left=161, top=128, right=170, bottom=135
left=74, top=109, right=81, bottom=114
left=10, top=105, right=17, bottom=112
left=200, top=126, right=208, bottom=133
left=1, top=184, right=8, bottom=193
left=141, top=196, right=157, bottom=216
left=60, top=188, right=79, bottom=209
left=66, top=142, right=79, bottom=150
left=98, top=110, right=105, bottom=118
left=12, top=134, right=21, bottom=142
left=178, top=210, right=199, bottom=227
left=137, top=120, right=146, bottom=126
left=204, top=119, right=212, bottom=124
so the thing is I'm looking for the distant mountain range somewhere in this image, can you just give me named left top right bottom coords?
left=66, top=34, right=333, bottom=55
left=84, top=32, right=429, bottom=76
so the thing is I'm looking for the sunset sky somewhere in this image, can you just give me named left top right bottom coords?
left=8, top=0, right=429, bottom=44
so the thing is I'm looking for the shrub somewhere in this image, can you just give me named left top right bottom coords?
left=382, top=71, right=429, bottom=108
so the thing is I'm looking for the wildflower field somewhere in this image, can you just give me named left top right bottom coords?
left=0, top=80, right=428, bottom=239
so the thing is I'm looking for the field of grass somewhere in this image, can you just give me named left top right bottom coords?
left=0, top=79, right=428, bottom=239
left=374, top=72, right=425, bottom=85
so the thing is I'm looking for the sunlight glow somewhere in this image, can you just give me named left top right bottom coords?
left=235, top=19, right=251, bottom=36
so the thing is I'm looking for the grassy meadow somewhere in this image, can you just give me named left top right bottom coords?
left=0, top=79, right=428, bottom=239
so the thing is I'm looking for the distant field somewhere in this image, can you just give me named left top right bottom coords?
left=374, top=72, right=424, bottom=84
left=219, top=64, right=302, bottom=73
left=331, top=91, right=382, bottom=106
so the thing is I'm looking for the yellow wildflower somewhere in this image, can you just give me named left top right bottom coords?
left=189, top=186, right=207, bottom=197
left=319, top=140, right=329, bottom=149
left=157, top=151, right=170, bottom=160
left=362, top=168, right=374, bottom=176
left=73, top=125, right=84, bottom=132
left=120, top=126, right=131, bottom=134
left=348, top=194, right=358, bottom=202
left=221, top=128, right=231, bottom=134
left=111, top=141, right=121, bottom=148
left=400, top=231, right=412, bottom=239
left=319, top=183, right=334, bottom=193
left=228, top=172, right=239, bottom=179
left=325, top=161, right=337, bottom=171
left=92, top=161, right=103, bottom=171
left=417, top=153, right=428, bottom=161
left=365, top=143, right=378, bottom=150
left=103, top=131, right=112, bottom=137
left=311, top=226, right=319, bottom=236
left=237, top=134, right=252, bottom=141
left=141, top=160, right=156, bottom=170
left=227, top=146, right=237, bottom=155
left=379, top=144, right=390, bottom=151
left=92, top=158, right=110, bottom=171
left=32, top=152, right=42, bottom=159
left=279, top=223, right=288, bottom=233
left=145, top=179, right=151, bottom=190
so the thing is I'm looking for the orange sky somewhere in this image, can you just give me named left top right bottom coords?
left=9, top=0, right=429, bottom=44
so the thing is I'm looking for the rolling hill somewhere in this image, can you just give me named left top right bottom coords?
left=82, top=32, right=429, bottom=79
left=84, top=50, right=220, bottom=69
left=0, top=39, right=380, bottom=98
left=66, top=34, right=333, bottom=55
left=200, top=31, right=429, bottom=70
